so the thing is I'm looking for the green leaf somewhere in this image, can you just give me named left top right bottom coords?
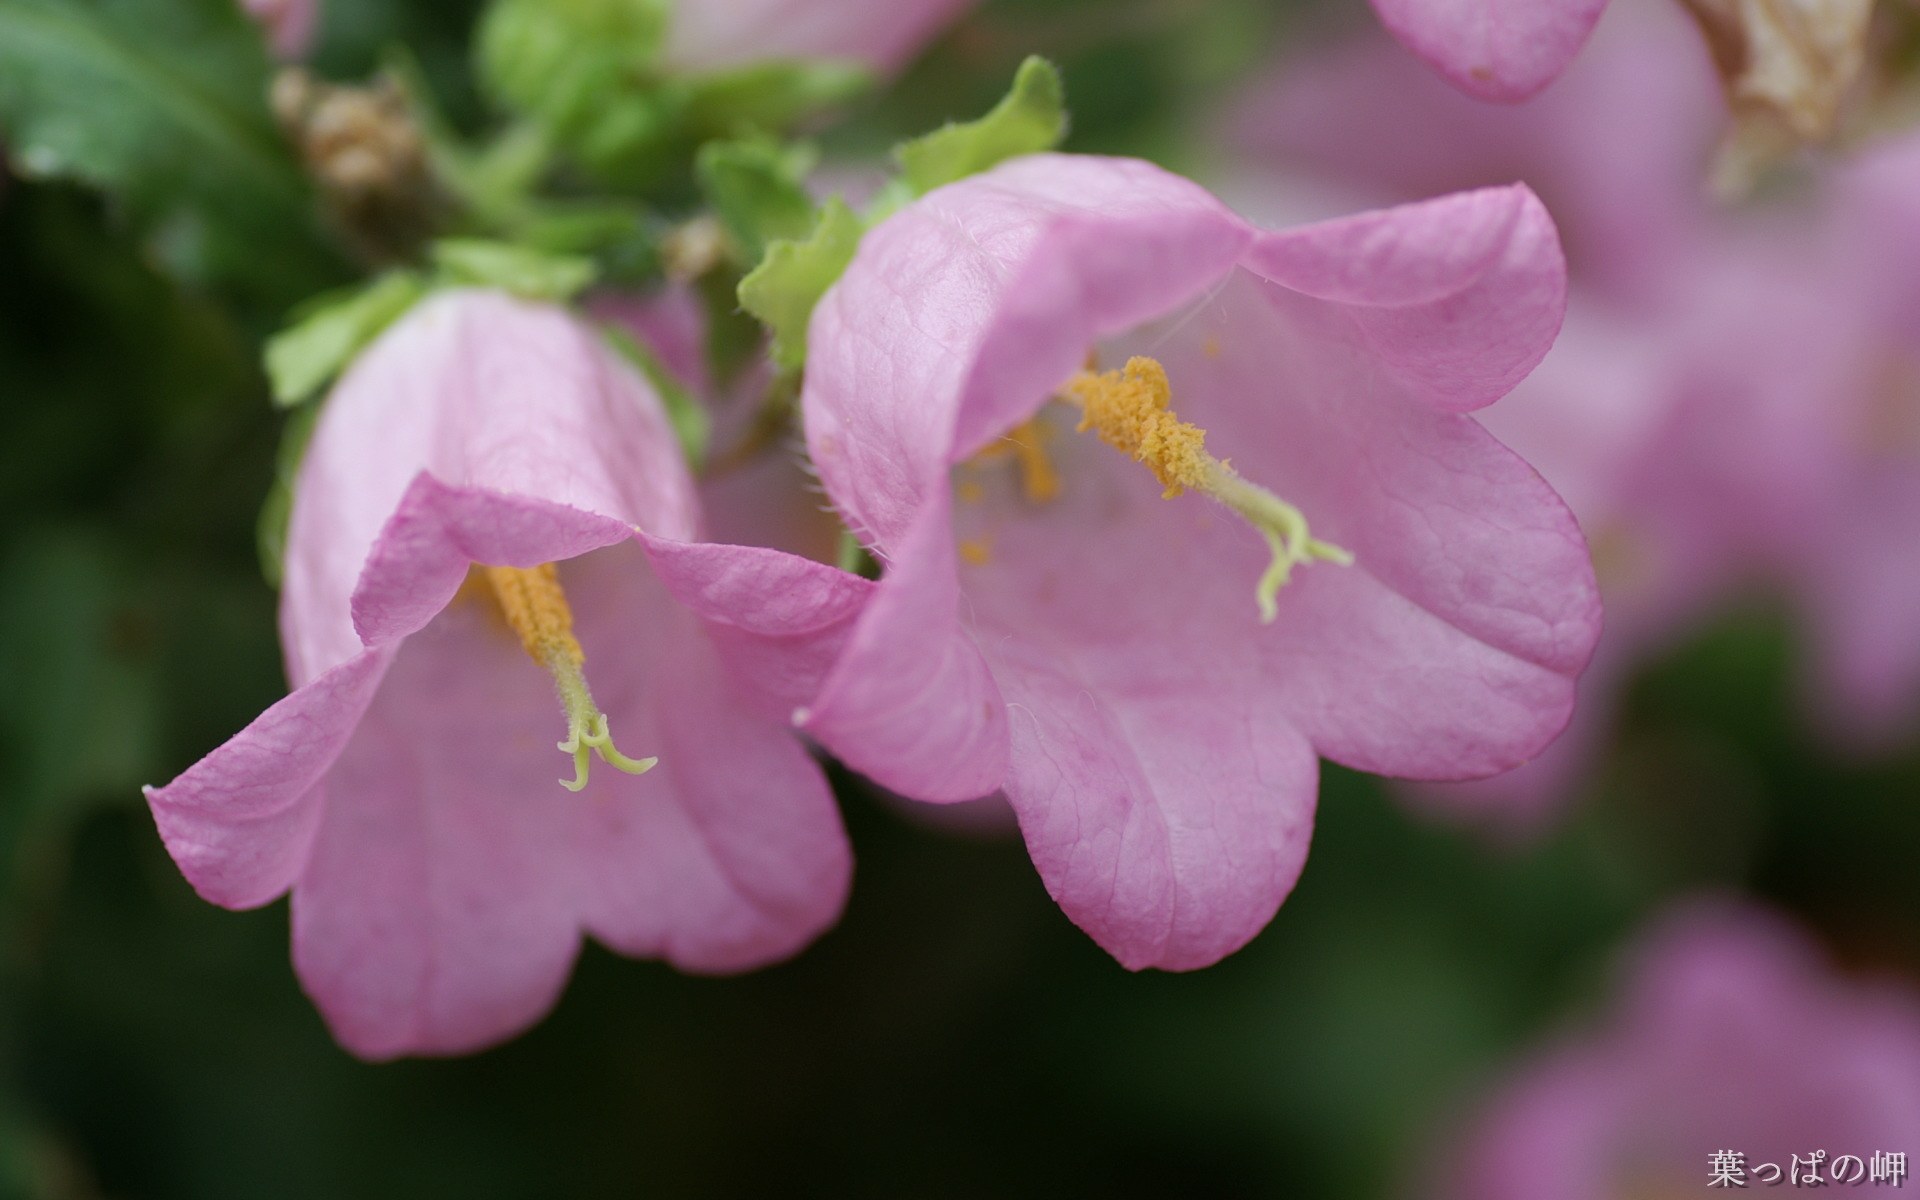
left=263, top=272, right=427, bottom=409
left=895, top=56, right=1067, bottom=196
left=737, top=198, right=863, bottom=372
left=0, top=0, right=339, bottom=305
left=476, top=0, right=679, bottom=185
left=696, top=136, right=819, bottom=262
left=477, top=0, right=669, bottom=131
left=430, top=238, right=598, bottom=300
left=682, top=60, right=872, bottom=134
left=599, top=324, right=711, bottom=468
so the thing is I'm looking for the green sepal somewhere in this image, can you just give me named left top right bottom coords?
left=737, top=199, right=863, bottom=372
left=430, top=239, right=599, bottom=301
left=895, top=56, right=1067, bottom=196
left=696, top=136, right=820, bottom=263
left=599, top=325, right=712, bottom=469
left=264, top=272, right=429, bottom=410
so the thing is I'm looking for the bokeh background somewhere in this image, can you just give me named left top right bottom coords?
left=3, top=0, right=1918, bottom=1195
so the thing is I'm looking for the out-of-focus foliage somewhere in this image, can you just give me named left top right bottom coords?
left=0, top=0, right=344, bottom=307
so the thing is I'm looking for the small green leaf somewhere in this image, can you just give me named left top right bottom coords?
left=895, top=56, right=1067, bottom=196
left=737, top=199, right=863, bottom=372
left=696, top=137, right=819, bottom=262
left=263, top=272, right=427, bottom=409
left=430, top=238, right=598, bottom=300
left=600, top=325, right=711, bottom=468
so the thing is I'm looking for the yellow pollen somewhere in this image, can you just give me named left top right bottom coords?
left=1063, top=357, right=1211, bottom=498
left=484, top=563, right=585, bottom=670
left=480, top=564, right=657, bottom=792
left=1057, top=354, right=1355, bottom=623
left=958, top=536, right=993, bottom=566
left=972, top=418, right=1063, bottom=503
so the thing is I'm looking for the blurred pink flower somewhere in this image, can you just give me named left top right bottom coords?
left=1229, top=4, right=1920, bottom=826
left=798, top=153, right=1600, bottom=970
left=1369, top=0, right=1610, bottom=103
left=662, top=0, right=977, bottom=75
left=1789, top=137, right=1920, bottom=747
left=1438, top=899, right=1920, bottom=1198
left=144, top=290, right=867, bottom=1059
left=242, top=0, right=318, bottom=60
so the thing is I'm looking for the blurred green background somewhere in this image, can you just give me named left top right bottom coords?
left=3, top=0, right=1919, bottom=1195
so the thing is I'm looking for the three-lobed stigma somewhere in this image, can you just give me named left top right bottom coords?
left=482, top=564, right=657, bottom=791
left=1060, top=356, right=1354, bottom=622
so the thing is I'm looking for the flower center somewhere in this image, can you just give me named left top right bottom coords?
left=481, top=563, right=657, bottom=792
left=1060, top=355, right=1353, bottom=622
left=970, top=417, right=1063, bottom=503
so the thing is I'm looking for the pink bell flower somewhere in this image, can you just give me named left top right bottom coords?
left=797, top=153, right=1601, bottom=970
left=1229, top=10, right=1920, bottom=820
left=1438, top=900, right=1920, bottom=1198
left=144, top=290, right=868, bottom=1059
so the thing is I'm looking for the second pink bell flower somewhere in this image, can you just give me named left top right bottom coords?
left=798, top=154, right=1601, bottom=970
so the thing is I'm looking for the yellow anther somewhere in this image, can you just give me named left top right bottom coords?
left=972, top=418, right=1063, bottom=503
left=958, top=536, right=993, bottom=566
left=480, top=565, right=657, bottom=791
left=1058, top=354, right=1354, bottom=623
left=484, top=563, right=584, bottom=669
left=1063, top=357, right=1211, bottom=498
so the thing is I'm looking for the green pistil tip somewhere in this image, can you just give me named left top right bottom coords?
left=551, top=656, right=657, bottom=793
left=1206, top=463, right=1353, bottom=624
left=557, top=712, right=658, bottom=792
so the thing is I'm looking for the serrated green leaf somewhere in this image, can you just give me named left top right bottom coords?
left=737, top=198, right=863, bottom=372
left=263, top=272, right=427, bottom=409
left=599, top=324, right=711, bottom=468
left=430, top=238, right=598, bottom=300
left=895, top=56, right=1067, bottom=196
left=0, top=0, right=339, bottom=304
left=696, top=137, right=819, bottom=262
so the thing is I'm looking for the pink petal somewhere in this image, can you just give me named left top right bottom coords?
left=143, top=648, right=389, bottom=910
left=294, top=543, right=852, bottom=1058
left=282, top=290, right=697, bottom=683
left=641, top=535, right=873, bottom=718
left=349, top=473, right=637, bottom=649
left=1369, top=0, right=1609, bottom=103
left=799, top=491, right=1010, bottom=802
left=568, top=552, right=851, bottom=971
left=805, top=154, right=1251, bottom=548
left=1243, top=185, right=1567, bottom=413
left=661, top=0, right=977, bottom=74
left=1134, top=271, right=1601, bottom=778
left=243, top=0, right=319, bottom=60
left=291, top=604, right=587, bottom=1060
left=1000, top=659, right=1318, bottom=971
